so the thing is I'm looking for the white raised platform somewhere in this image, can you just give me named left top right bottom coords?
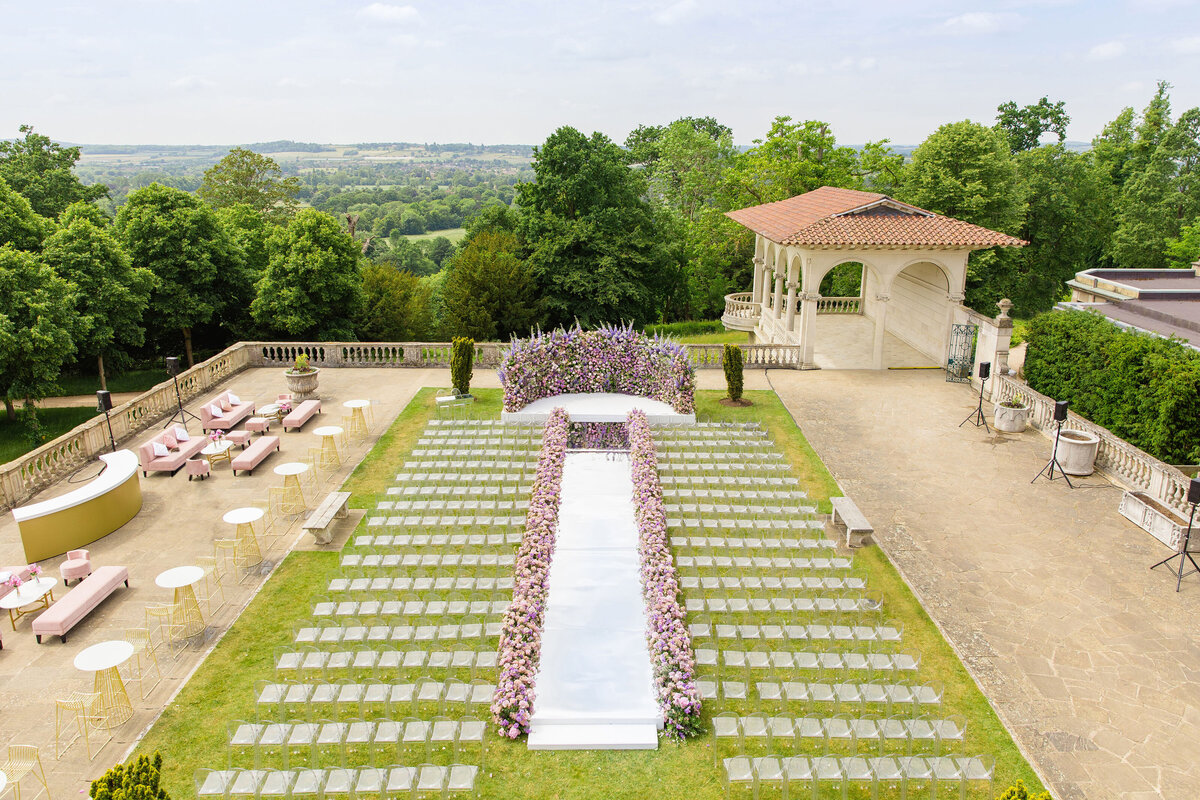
left=502, top=392, right=695, bottom=425
left=527, top=452, right=661, bottom=750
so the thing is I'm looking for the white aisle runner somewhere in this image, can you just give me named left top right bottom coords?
left=526, top=451, right=661, bottom=750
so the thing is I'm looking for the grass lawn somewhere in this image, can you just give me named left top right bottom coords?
left=675, top=331, right=751, bottom=345
left=0, top=406, right=99, bottom=463
left=133, top=386, right=1042, bottom=798
left=403, top=227, right=467, bottom=243
left=51, top=368, right=169, bottom=397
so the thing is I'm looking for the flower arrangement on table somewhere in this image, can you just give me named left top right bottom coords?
left=498, top=323, right=695, bottom=414
left=492, top=406, right=570, bottom=738
left=5, top=564, right=40, bottom=590
left=208, top=430, right=226, bottom=443
left=627, top=409, right=703, bottom=739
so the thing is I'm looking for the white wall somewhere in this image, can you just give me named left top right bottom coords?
left=886, top=262, right=949, bottom=360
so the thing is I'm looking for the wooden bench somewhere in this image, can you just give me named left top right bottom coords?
left=302, top=491, right=352, bottom=545
left=231, top=435, right=280, bottom=476
left=282, top=400, right=321, bottom=432
left=32, top=565, right=129, bottom=644
left=830, top=496, right=874, bottom=548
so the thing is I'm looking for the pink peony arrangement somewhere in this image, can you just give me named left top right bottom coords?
left=498, top=323, right=695, bottom=414
left=491, top=407, right=570, bottom=738
left=627, top=409, right=703, bottom=738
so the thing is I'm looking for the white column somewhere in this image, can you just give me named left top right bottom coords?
left=760, top=268, right=773, bottom=317
left=800, top=291, right=820, bottom=366
left=872, top=293, right=891, bottom=370
left=751, top=257, right=766, bottom=304
left=785, top=280, right=799, bottom=334
left=772, top=272, right=784, bottom=320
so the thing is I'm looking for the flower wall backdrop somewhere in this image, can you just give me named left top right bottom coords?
left=627, top=409, right=703, bottom=738
left=491, top=407, right=569, bottom=737
left=499, top=323, right=695, bottom=414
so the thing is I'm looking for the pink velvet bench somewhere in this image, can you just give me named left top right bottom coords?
left=32, top=565, right=129, bottom=644
left=245, top=417, right=271, bottom=435
left=225, top=430, right=253, bottom=449
left=231, top=435, right=281, bottom=476
left=282, top=400, right=321, bottom=432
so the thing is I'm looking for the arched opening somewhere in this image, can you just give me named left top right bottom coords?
left=884, top=260, right=953, bottom=363
left=818, top=262, right=863, bottom=298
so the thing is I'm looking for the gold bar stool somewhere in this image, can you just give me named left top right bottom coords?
left=313, top=425, right=344, bottom=471
left=154, top=566, right=207, bottom=638
left=123, top=627, right=162, bottom=699
left=1, top=744, right=51, bottom=800
left=272, top=463, right=311, bottom=516
left=342, top=399, right=371, bottom=442
left=221, top=507, right=265, bottom=570
left=73, top=641, right=135, bottom=728
left=54, top=690, right=109, bottom=759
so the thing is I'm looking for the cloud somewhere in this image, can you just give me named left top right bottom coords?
left=1172, top=36, right=1200, bottom=54
left=358, top=3, right=418, bottom=23
left=1087, top=40, right=1126, bottom=60
left=170, top=76, right=215, bottom=90
left=938, top=12, right=1023, bottom=35
left=276, top=78, right=307, bottom=89
left=653, top=0, right=697, bottom=25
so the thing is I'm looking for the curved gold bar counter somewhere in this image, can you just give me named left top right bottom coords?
left=12, top=450, right=142, bottom=563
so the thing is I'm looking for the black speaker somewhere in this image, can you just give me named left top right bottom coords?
left=978, top=362, right=991, bottom=380
left=96, top=390, right=112, bottom=412
left=1188, top=478, right=1200, bottom=505
left=1054, top=400, right=1068, bottom=422
left=166, top=356, right=180, bottom=376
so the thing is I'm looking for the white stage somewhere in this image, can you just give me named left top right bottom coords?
left=502, top=392, right=695, bottom=425
left=527, top=452, right=661, bottom=750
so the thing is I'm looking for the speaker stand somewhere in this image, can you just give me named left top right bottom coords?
left=1151, top=502, right=1200, bottom=591
left=163, top=374, right=200, bottom=430
left=1031, top=420, right=1074, bottom=488
left=959, top=375, right=990, bottom=433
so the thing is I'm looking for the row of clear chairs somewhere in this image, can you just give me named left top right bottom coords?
left=195, top=763, right=478, bottom=798
left=659, top=475, right=801, bottom=489
left=671, top=536, right=834, bottom=554
left=294, top=620, right=502, bottom=646
left=393, top=471, right=531, bottom=486
left=401, top=458, right=535, bottom=473
left=685, top=592, right=883, bottom=615
left=712, top=713, right=967, bottom=763
left=255, top=681, right=494, bottom=726
left=703, top=679, right=945, bottom=712
left=311, top=597, right=508, bottom=618
left=680, top=574, right=863, bottom=592
left=696, top=646, right=921, bottom=676
left=327, top=576, right=514, bottom=594
left=690, top=620, right=904, bottom=645
left=379, top=499, right=527, bottom=514
left=676, top=555, right=854, bottom=571
left=275, top=645, right=499, bottom=678
left=721, top=754, right=994, bottom=800
left=341, top=552, right=517, bottom=571
left=229, top=718, right=486, bottom=770
left=364, top=516, right=525, bottom=531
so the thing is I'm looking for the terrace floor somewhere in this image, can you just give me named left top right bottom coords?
left=769, top=368, right=1200, bottom=800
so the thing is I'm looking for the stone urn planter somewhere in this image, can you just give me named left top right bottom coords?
left=993, top=400, right=1030, bottom=433
left=285, top=367, right=321, bottom=401
left=1056, top=428, right=1100, bottom=476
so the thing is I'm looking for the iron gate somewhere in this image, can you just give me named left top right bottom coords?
left=946, top=323, right=977, bottom=383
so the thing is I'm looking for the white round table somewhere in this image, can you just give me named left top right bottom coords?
left=221, top=508, right=264, bottom=568
left=273, top=462, right=310, bottom=516
left=273, top=462, right=309, bottom=478
left=201, top=439, right=234, bottom=467
left=342, top=399, right=371, bottom=440
left=74, top=640, right=135, bottom=727
left=313, top=426, right=344, bottom=470
left=155, top=566, right=206, bottom=637
left=222, top=507, right=264, bottom=527
left=0, top=576, right=56, bottom=630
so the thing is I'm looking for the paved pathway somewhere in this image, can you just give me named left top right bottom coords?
left=770, top=368, right=1200, bottom=800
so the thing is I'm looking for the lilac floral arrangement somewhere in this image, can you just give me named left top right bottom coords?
left=567, top=422, right=629, bottom=450
left=499, top=323, right=695, bottom=414
left=627, top=409, right=703, bottom=738
left=492, top=407, right=570, bottom=738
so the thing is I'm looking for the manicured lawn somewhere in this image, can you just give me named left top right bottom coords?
left=133, top=385, right=1042, bottom=799
left=51, top=368, right=169, bottom=397
left=0, top=406, right=99, bottom=463
left=675, top=331, right=751, bottom=345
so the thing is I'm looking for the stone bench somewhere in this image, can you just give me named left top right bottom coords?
left=282, top=400, right=321, bottom=432
left=33, top=565, right=129, bottom=644
left=830, top=496, right=873, bottom=548
left=302, top=491, right=352, bottom=545
left=231, top=435, right=281, bottom=476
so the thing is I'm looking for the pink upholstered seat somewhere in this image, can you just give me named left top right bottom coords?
left=60, top=549, right=92, bottom=585
left=225, top=430, right=253, bottom=448
left=186, top=458, right=211, bottom=481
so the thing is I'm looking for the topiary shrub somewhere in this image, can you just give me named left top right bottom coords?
left=90, top=752, right=170, bottom=800
left=723, top=344, right=744, bottom=401
left=996, top=780, right=1051, bottom=800
left=450, top=336, right=475, bottom=396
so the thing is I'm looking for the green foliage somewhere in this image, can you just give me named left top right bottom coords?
left=357, top=264, right=432, bottom=341
left=0, top=176, right=51, bottom=251
left=996, top=779, right=1052, bottom=800
left=450, top=336, right=474, bottom=395
left=1023, top=310, right=1200, bottom=463
left=442, top=230, right=537, bottom=341
left=818, top=262, right=863, bottom=298
left=251, top=209, right=364, bottom=340
left=995, top=97, right=1070, bottom=152
left=216, top=203, right=273, bottom=279
left=644, top=320, right=724, bottom=337
left=0, top=125, right=108, bottom=219
left=731, top=116, right=863, bottom=204
left=198, top=148, right=300, bottom=220
left=91, top=752, right=171, bottom=800
left=0, top=245, right=81, bottom=403
left=16, top=403, right=47, bottom=449
left=723, top=344, right=744, bottom=401
left=1166, top=222, right=1200, bottom=269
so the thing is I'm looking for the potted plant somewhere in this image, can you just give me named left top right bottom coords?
left=1057, top=428, right=1101, bottom=475
left=994, top=392, right=1030, bottom=433
left=284, top=353, right=321, bottom=401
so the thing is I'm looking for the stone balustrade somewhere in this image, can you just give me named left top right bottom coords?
left=817, top=296, right=862, bottom=314
left=992, top=374, right=1191, bottom=515
left=721, top=292, right=760, bottom=331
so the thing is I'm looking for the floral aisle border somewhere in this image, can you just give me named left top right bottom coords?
left=499, top=323, right=695, bottom=414
left=567, top=422, right=629, bottom=450
left=491, top=407, right=570, bottom=738
left=627, top=409, right=703, bottom=738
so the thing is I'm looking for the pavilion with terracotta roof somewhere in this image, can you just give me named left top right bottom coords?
left=721, top=186, right=1025, bottom=369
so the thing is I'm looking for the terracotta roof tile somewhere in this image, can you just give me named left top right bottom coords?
left=726, top=186, right=1027, bottom=249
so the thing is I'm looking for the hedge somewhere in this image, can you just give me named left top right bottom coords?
left=1023, top=310, right=1200, bottom=464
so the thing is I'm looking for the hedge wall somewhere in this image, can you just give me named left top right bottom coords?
left=1023, top=310, right=1200, bottom=464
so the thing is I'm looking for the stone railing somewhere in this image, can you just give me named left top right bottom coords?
left=817, top=296, right=862, bottom=314
left=992, top=374, right=1191, bottom=515
left=246, top=341, right=511, bottom=369
left=686, top=343, right=803, bottom=369
left=721, top=292, right=760, bottom=332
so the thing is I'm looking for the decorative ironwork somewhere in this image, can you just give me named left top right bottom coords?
left=946, top=324, right=977, bottom=383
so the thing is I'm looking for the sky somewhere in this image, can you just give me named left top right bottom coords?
left=3, top=0, right=1199, bottom=148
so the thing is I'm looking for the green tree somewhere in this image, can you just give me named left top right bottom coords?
left=115, top=183, right=246, bottom=365
left=0, top=176, right=51, bottom=251
left=443, top=230, right=538, bottom=340
left=0, top=245, right=81, bottom=419
left=901, top=120, right=1025, bottom=310
left=198, top=147, right=301, bottom=220
left=995, top=97, right=1070, bottom=152
left=730, top=116, right=862, bottom=204
left=1166, top=221, right=1200, bottom=269
left=252, top=209, right=364, bottom=340
left=358, top=264, right=431, bottom=341
left=0, top=125, right=108, bottom=219
left=42, top=208, right=156, bottom=389
left=517, top=126, right=672, bottom=327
